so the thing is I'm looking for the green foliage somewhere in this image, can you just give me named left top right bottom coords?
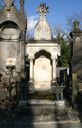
left=28, top=92, right=56, bottom=101
left=58, top=38, right=71, bottom=67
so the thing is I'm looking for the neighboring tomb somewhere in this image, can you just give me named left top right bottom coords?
left=0, top=0, right=27, bottom=101
left=0, top=0, right=27, bottom=74
left=71, top=21, right=82, bottom=102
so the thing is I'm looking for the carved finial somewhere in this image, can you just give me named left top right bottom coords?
left=20, top=0, right=24, bottom=15
left=20, top=0, right=24, bottom=4
left=5, top=0, right=14, bottom=11
left=36, top=3, right=49, bottom=16
left=73, top=20, right=80, bottom=30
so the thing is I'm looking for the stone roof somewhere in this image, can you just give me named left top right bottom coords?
left=26, top=38, right=60, bottom=44
left=0, top=2, right=27, bottom=31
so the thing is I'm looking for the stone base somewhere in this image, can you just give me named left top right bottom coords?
left=28, top=80, right=57, bottom=92
left=28, top=80, right=34, bottom=90
left=56, top=100, right=65, bottom=111
left=51, top=80, right=57, bottom=87
left=34, top=81, right=51, bottom=91
left=17, top=99, right=56, bottom=116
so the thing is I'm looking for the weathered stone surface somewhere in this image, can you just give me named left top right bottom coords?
left=34, top=3, right=51, bottom=40
left=0, top=0, right=27, bottom=74
left=34, top=15, right=51, bottom=40
left=72, top=23, right=82, bottom=84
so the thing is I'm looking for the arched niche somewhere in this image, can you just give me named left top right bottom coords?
left=0, top=21, right=20, bottom=39
left=0, top=21, right=20, bottom=72
left=34, top=49, right=51, bottom=60
left=34, top=50, right=52, bottom=90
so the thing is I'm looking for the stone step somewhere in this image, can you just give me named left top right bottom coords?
left=27, top=100, right=56, bottom=105
left=18, top=100, right=65, bottom=116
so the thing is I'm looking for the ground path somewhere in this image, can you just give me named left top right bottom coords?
left=0, top=122, right=81, bottom=128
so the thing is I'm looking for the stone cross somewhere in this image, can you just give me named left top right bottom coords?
left=5, top=0, right=13, bottom=11
left=36, top=3, right=49, bottom=16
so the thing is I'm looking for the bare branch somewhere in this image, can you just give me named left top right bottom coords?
left=0, top=0, right=5, bottom=8
left=52, top=24, right=64, bottom=39
left=66, top=11, right=82, bottom=31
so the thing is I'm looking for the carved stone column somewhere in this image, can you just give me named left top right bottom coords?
left=30, top=58, right=34, bottom=81
left=29, top=58, right=34, bottom=88
left=52, top=58, right=57, bottom=86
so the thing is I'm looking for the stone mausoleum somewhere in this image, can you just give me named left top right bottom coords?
left=26, top=3, right=60, bottom=91
left=0, top=0, right=27, bottom=75
left=0, top=0, right=27, bottom=101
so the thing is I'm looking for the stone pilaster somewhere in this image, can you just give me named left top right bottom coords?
left=28, top=57, right=34, bottom=89
left=29, top=58, right=34, bottom=81
left=51, top=58, right=57, bottom=86
left=20, top=39, right=25, bottom=78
